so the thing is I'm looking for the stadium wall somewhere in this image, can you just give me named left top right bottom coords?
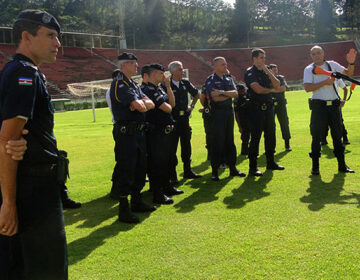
left=0, top=40, right=358, bottom=97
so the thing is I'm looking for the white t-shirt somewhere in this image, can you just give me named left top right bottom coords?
left=105, top=88, right=115, bottom=123
left=303, top=60, right=345, bottom=100
left=337, top=78, right=346, bottom=89
left=172, top=80, right=180, bottom=88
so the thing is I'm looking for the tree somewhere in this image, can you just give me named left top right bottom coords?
left=314, top=0, right=336, bottom=42
left=228, top=0, right=250, bottom=44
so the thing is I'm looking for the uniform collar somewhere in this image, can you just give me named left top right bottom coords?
left=253, top=65, right=265, bottom=73
left=214, top=73, right=225, bottom=80
left=14, top=53, right=37, bottom=67
left=120, top=71, right=132, bottom=85
left=148, top=82, right=158, bottom=88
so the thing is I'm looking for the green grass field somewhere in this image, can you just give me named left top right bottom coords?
left=54, top=90, right=360, bottom=280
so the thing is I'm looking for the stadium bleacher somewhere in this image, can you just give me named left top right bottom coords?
left=192, top=41, right=360, bottom=83
left=93, top=48, right=212, bottom=86
left=0, top=41, right=358, bottom=96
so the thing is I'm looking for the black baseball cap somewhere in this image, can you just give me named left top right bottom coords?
left=141, top=64, right=151, bottom=76
left=15, top=9, right=61, bottom=34
left=118, top=52, right=137, bottom=61
left=149, top=63, right=165, bottom=72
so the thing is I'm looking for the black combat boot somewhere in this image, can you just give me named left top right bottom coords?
left=266, top=154, right=285, bottom=170
left=130, top=193, right=157, bottom=213
left=153, top=189, right=174, bottom=205
left=337, top=155, right=354, bottom=173
left=61, top=184, right=81, bottom=209
left=164, top=186, right=184, bottom=196
left=211, top=168, right=219, bottom=181
left=311, top=157, right=320, bottom=175
left=249, top=157, right=262, bottom=176
left=169, top=168, right=179, bottom=185
left=285, top=139, right=292, bottom=152
left=343, top=135, right=350, bottom=145
left=229, top=166, right=246, bottom=177
left=118, top=197, right=139, bottom=223
left=183, top=161, right=202, bottom=179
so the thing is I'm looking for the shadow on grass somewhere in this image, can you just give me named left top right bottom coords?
left=300, top=173, right=360, bottom=211
left=173, top=171, right=231, bottom=213
left=223, top=169, right=273, bottom=209
left=222, top=151, right=287, bottom=209
left=64, top=194, right=153, bottom=265
left=321, top=143, right=351, bottom=159
left=187, top=159, right=211, bottom=176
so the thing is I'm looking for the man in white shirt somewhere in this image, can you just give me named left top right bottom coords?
left=303, top=45, right=356, bottom=175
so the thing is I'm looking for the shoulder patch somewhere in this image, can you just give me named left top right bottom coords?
left=18, top=77, right=33, bottom=86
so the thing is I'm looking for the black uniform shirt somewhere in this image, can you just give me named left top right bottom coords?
left=272, top=75, right=288, bottom=102
left=245, top=65, right=273, bottom=103
left=204, top=73, right=236, bottom=110
left=0, top=54, right=58, bottom=164
left=140, top=82, right=147, bottom=92
left=144, top=82, right=174, bottom=127
left=162, top=78, right=198, bottom=119
left=110, top=72, right=146, bottom=122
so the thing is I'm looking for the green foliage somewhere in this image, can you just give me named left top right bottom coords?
left=0, top=0, right=356, bottom=48
left=63, top=100, right=108, bottom=111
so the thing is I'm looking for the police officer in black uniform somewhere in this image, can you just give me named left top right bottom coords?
left=244, top=48, right=285, bottom=176
left=204, top=57, right=246, bottom=181
left=0, top=9, right=67, bottom=279
left=304, top=45, right=356, bottom=175
left=268, top=64, right=292, bottom=151
left=234, top=83, right=250, bottom=155
left=110, top=53, right=156, bottom=224
left=164, top=61, right=201, bottom=182
left=144, top=63, right=182, bottom=204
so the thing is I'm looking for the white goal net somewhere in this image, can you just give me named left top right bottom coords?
left=66, top=69, right=189, bottom=98
left=66, top=69, right=189, bottom=122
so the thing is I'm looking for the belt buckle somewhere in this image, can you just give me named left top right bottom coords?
left=138, top=124, right=144, bottom=131
left=165, top=125, right=171, bottom=134
left=179, top=111, right=185, bottom=116
left=120, top=126, right=126, bottom=133
left=274, top=101, right=278, bottom=106
left=326, top=101, right=332, bottom=106
left=261, top=104, right=267, bottom=110
left=204, top=108, right=210, bottom=114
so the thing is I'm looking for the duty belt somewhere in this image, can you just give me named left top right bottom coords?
left=308, top=98, right=340, bottom=109
left=115, top=121, right=148, bottom=134
left=18, top=163, right=57, bottom=177
left=250, top=100, right=274, bottom=111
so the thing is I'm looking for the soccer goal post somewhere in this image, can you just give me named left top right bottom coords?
left=66, top=69, right=189, bottom=122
